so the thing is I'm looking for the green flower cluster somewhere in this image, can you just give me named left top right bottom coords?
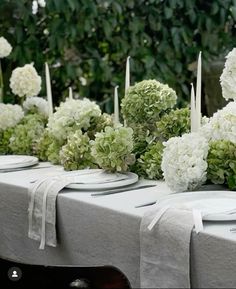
left=0, top=128, right=14, bottom=155
left=155, top=108, right=190, bottom=141
left=91, top=126, right=135, bottom=172
left=133, top=142, right=164, bottom=179
left=35, top=111, right=114, bottom=167
left=121, top=79, right=177, bottom=126
left=46, top=137, right=63, bottom=164
left=129, top=124, right=152, bottom=156
left=87, top=113, right=113, bottom=139
left=207, top=140, right=236, bottom=190
left=36, top=131, right=63, bottom=164
left=9, top=114, right=46, bottom=155
left=60, top=130, right=97, bottom=171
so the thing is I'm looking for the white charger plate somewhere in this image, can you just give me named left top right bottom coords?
left=66, top=170, right=138, bottom=190
left=156, top=191, right=236, bottom=221
left=0, top=155, right=38, bottom=170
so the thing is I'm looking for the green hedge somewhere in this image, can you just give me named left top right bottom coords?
left=0, top=0, right=235, bottom=112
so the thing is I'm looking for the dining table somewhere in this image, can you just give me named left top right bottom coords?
left=0, top=163, right=236, bottom=288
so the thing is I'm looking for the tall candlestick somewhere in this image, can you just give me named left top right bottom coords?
left=196, top=51, right=202, bottom=131
left=45, top=62, right=53, bottom=115
left=114, top=85, right=119, bottom=125
left=191, top=83, right=197, bottom=133
left=125, top=56, right=130, bottom=93
left=69, top=87, right=73, bottom=100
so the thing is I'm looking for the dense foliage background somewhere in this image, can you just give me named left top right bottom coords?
left=0, top=0, right=236, bottom=114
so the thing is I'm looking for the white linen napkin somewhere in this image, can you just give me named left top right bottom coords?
left=28, top=169, right=127, bottom=249
left=140, top=207, right=194, bottom=288
left=28, top=176, right=75, bottom=249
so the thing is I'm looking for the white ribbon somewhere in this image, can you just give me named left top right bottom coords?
left=148, top=206, right=170, bottom=231
left=192, top=209, right=203, bottom=234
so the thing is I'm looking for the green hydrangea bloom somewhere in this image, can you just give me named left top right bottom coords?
left=129, top=123, right=154, bottom=156
left=133, top=141, right=164, bottom=180
left=121, top=79, right=177, bottom=126
left=87, top=113, right=113, bottom=139
left=9, top=114, right=46, bottom=155
left=91, top=126, right=135, bottom=172
left=47, top=137, right=64, bottom=165
left=155, top=108, right=190, bottom=141
left=60, top=130, right=97, bottom=171
left=35, top=131, right=55, bottom=161
left=0, top=128, right=14, bottom=155
left=207, top=140, right=236, bottom=190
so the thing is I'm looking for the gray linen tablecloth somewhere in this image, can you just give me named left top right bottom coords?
left=0, top=163, right=236, bottom=288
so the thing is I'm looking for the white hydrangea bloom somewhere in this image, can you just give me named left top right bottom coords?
left=200, top=101, right=236, bottom=143
left=161, top=132, right=209, bottom=192
left=32, top=1, right=38, bottom=14
left=38, top=0, right=46, bottom=7
left=0, top=37, right=12, bottom=58
left=10, top=64, right=41, bottom=98
left=220, top=48, right=236, bottom=100
left=0, top=104, right=24, bottom=130
left=32, top=0, right=46, bottom=14
left=23, top=96, right=49, bottom=118
left=47, top=98, right=101, bottom=141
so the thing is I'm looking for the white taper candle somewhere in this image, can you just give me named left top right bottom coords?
left=69, top=87, right=73, bottom=100
left=125, top=56, right=130, bottom=93
left=191, top=83, right=197, bottom=133
left=196, top=51, right=202, bottom=131
left=114, top=85, right=119, bottom=125
left=45, top=62, right=53, bottom=115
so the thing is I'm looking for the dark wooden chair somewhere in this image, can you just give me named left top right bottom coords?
left=0, top=257, right=131, bottom=289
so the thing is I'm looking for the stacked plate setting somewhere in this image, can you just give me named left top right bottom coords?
left=0, top=155, right=39, bottom=172
left=65, top=170, right=139, bottom=191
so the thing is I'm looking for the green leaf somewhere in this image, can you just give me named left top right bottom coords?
left=67, top=0, right=76, bottom=11
left=112, top=2, right=122, bottom=14
left=231, top=6, right=236, bottom=21
left=227, top=175, right=236, bottom=190
left=164, top=7, right=173, bottom=19
left=211, top=2, right=219, bottom=15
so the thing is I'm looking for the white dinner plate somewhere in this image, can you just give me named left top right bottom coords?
left=66, top=170, right=138, bottom=190
left=156, top=191, right=236, bottom=221
left=0, top=155, right=38, bottom=170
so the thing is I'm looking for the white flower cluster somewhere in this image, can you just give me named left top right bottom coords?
left=0, top=104, right=24, bottom=130
left=10, top=64, right=41, bottom=98
left=47, top=98, right=101, bottom=140
left=161, top=132, right=209, bottom=192
left=0, top=37, right=12, bottom=58
left=220, top=48, right=236, bottom=100
left=200, top=101, right=236, bottom=143
left=23, top=96, right=49, bottom=118
left=32, top=0, right=46, bottom=15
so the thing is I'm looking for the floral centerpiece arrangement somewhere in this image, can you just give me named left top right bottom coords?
left=7, top=64, right=48, bottom=155
left=161, top=47, right=236, bottom=191
left=37, top=97, right=114, bottom=167
left=0, top=34, right=193, bottom=178
left=121, top=79, right=190, bottom=179
left=36, top=78, right=187, bottom=174
left=0, top=37, right=49, bottom=156
left=3, top=30, right=236, bottom=192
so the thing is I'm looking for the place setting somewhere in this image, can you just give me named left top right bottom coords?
left=28, top=169, right=136, bottom=248
left=0, top=155, right=39, bottom=172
